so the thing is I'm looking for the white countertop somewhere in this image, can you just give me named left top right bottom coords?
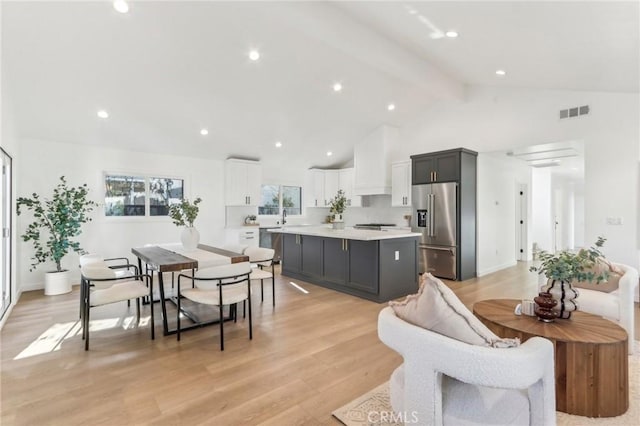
left=268, top=225, right=421, bottom=241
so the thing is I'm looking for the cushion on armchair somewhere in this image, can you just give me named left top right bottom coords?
left=572, top=257, right=622, bottom=293
left=389, top=273, right=519, bottom=348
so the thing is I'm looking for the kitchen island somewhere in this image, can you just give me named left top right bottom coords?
left=270, top=226, right=420, bottom=302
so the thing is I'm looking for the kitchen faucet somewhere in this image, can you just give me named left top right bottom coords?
left=282, top=208, right=287, bottom=225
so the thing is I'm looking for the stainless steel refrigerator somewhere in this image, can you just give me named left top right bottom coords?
left=411, top=182, right=457, bottom=279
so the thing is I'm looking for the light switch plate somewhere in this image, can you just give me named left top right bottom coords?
left=394, top=251, right=399, bottom=261
left=606, top=217, right=623, bottom=225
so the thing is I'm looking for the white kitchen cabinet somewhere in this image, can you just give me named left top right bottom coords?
left=391, top=160, right=412, bottom=207
left=338, top=168, right=361, bottom=207
left=225, top=159, right=262, bottom=206
left=324, top=170, right=339, bottom=206
left=239, top=228, right=259, bottom=248
left=306, top=169, right=325, bottom=207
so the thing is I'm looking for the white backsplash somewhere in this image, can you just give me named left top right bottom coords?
left=226, top=195, right=412, bottom=228
left=225, top=206, right=258, bottom=228
left=305, top=194, right=412, bottom=227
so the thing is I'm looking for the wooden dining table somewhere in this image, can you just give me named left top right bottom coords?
left=131, top=244, right=249, bottom=336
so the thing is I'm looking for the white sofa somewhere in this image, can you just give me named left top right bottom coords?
left=545, top=263, right=638, bottom=354
left=378, top=307, right=556, bottom=426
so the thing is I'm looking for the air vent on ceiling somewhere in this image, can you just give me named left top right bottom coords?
left=560, top=105, right=589, bottom=120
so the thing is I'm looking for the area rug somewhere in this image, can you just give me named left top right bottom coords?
left=333, top=342, right=639, bottom=426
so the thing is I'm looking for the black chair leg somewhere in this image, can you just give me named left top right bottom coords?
left=219, top=304, right=225, bottom=351
left=136, top=298, right=141, bottom=323
left=272, top=276, right=275, bottom=306
left=84, top=301, right=90, bottom=351
left=243, top=300, right=246, bottom=318
left=150, top=277, right=155, bottom=340
left=261, top=279, right=264, bottom=302
left=248, top=297, right=252, bottom=341
left=177, top=283, right=181, bottom=342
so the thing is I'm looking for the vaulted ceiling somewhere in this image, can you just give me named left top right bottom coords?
left=3, top=1, right=638, bottom=171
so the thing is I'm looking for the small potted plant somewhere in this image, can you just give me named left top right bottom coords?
left=529, top=236, right=608, bottom=319
left=17, top=176, right=97, bottom=295
left=169, top=197, right=202, bottom=251
left=329, top=189, right=347, bottom=229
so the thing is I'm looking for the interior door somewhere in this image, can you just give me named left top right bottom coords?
left=0, top=149, right=12, bottom=321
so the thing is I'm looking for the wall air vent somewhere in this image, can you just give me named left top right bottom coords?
left=560, top=105, right=589, bottom=120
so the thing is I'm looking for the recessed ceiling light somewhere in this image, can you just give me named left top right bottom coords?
left=495, top=69, right=507, bottom=76
left=249, top=50, right=260, bottom=61
left=387, top=104, right=396, bottom=111
left=327, top=151, right=333, bottom=157
left=275, top=141, right=282, bottom=148
left=333, top=83, right=342, bottom=92
left=445, top=31, right=459, bottom=38
left=113, top=0, right=129, bottom=14
left=200, top=129, right=209, bottom=136
left=97, top=110, right=109, bottom=119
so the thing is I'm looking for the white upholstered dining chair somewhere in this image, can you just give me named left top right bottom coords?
left=80, top=263, right=154, bottom=350
left=244, top=247, right=276, bottom=306
left=78, top=253, right=140, bottom=319
left=176, top=262, right=253, bottom=351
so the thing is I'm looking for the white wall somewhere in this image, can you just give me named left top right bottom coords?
left=398, top=86, right=639, bottom=270
left=17, top=138, right=226, bottom=291
left=476, top=154, right=531, bottom=276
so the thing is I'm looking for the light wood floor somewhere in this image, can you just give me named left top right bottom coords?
left=1, top=262, right=638, bottom=425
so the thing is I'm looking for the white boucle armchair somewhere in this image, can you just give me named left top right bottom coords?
left=563, top=263, right=637, bottom=354
left=378, top=307, right=556, bottom=426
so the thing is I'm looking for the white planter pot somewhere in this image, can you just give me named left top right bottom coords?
left=332, top=213, right=344, bottom=229
left=44, top=270, right=71, bottom=296
left=180, top=227, right=200, bottom=251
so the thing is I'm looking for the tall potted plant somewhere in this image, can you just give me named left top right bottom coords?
left=17, top=176, right=97, bottom=295
left=529, top=236, right=608, bottom=319
left=329, top=189, right=347, bottom=229
left=169, top=197, right=202, bottom=251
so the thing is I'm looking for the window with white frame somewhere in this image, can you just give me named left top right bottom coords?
left=258, top=184, right=302, bottom=216
left=104, top=174, right=184, bottom=217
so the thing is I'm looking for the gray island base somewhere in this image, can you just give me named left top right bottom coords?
left=273, top=227, right=420, bottom=303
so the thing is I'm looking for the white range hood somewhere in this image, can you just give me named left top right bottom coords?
left=354, top=125, right=398, bottom=195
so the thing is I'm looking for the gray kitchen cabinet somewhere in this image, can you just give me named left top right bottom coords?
left=345, top=239, right=379, bottom=294
left=282, top=233, right=323, bottom=279
left=412, top=149, right=464, bottom=184
left=281, top=233, right=302, bottom=274
left=301, top=235, right=323, bottom=279
left=322, top=238, right=379, bottom=295
left=281, top=232, right=418, bottom=302
left=322, top=238, right=348, bottom=285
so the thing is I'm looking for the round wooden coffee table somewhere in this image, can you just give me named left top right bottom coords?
left=473, top=299, right=628, bottom=418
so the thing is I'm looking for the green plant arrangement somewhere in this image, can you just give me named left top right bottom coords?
left=529, top=236, right=609, bottom=282
left=169, top=197, right=202, bottom=227
left=329, top=189, right=347, bottom=215
left=17, top=176, right=97, bottom=272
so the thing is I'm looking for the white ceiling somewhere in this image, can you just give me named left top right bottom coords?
left=3, top=1, right=638, bottom=171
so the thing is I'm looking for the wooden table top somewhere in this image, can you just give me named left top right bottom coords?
left=131, top=244, right=249, bottom=273
left=473, top=298, right=627, bottom=345
left=131, top=246, right=198, bottom=272
left=197, top=244, right=249, bottom=263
